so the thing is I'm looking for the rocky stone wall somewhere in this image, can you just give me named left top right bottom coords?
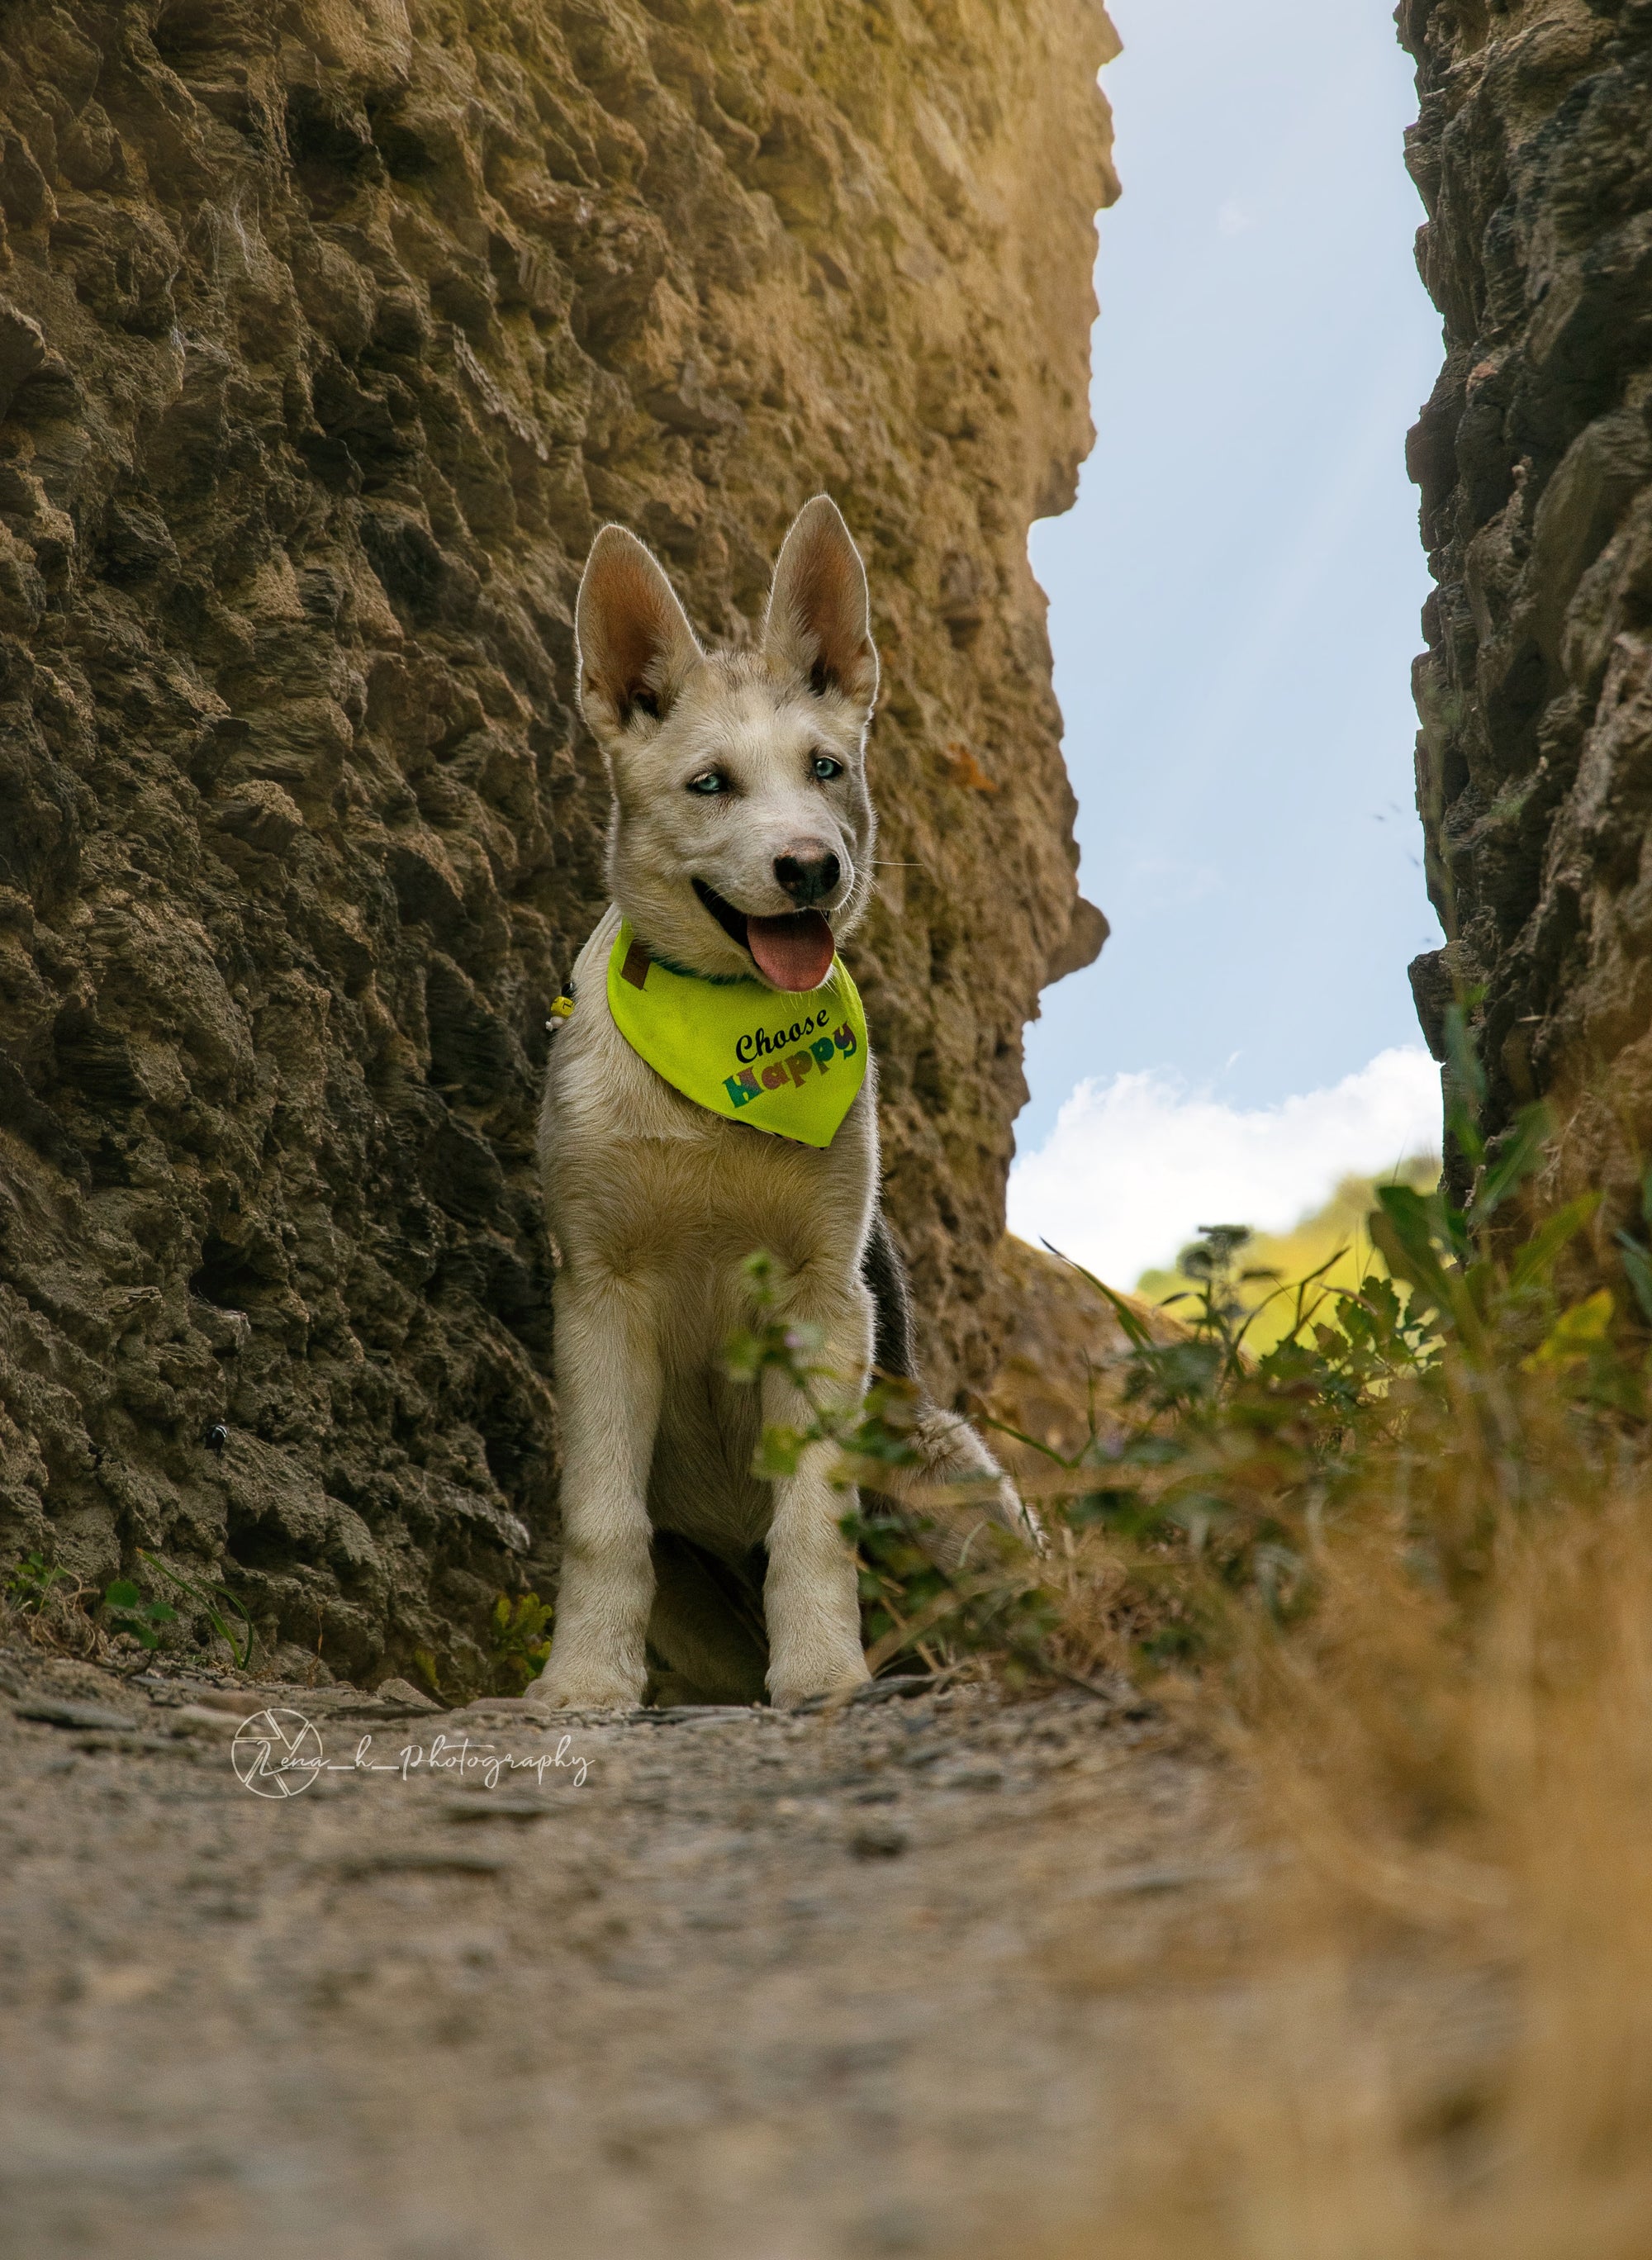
left=0, top=0, right=1117, bottom=1682
left=1401, top=0, right=1652, bottom=1242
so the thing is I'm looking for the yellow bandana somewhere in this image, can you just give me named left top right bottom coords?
left=605, top=920, right=868, bottom=1149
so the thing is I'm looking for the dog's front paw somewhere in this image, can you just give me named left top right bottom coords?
left=767, top=1657, right=871, bottom=1712
left=529, top=1670, right=645, bottom=1712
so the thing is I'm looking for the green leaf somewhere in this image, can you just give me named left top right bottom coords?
left=1040, top=1241, right=1154, bottom=1353
left=1510, top=1192, right=1601, bottom=1294
left=145, top=1600, right=178, bottom=1624
left=1471, top=1104, right=1550, bottom=1227
left=1524, top=1289, right=1615, bottom=1370
left=752, top=1425, right=808, bottom=1479
left=137, top=1550, right=255, bottom=1669
left=207, top=1585, right=256, bottom=1670
left=1370, top=1185, right=1454, bottom=1315
left=1616, top=1232, right=1652, bottom=1328
left=721, top=1327, right=767, bottom=1384
left=1438, top=1195, right=1473, bottom=1265
left=980, top=1415, right=1082, bottom=1469
left=740, top=1249, right=779, bottom=1300
left=105, top=1579, right=141, bottom=1609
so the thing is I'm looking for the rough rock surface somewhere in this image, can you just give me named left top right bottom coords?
left=1400, top=0, right=1652, bottom=1235
left=0, top=0, right=1118, bottom=1682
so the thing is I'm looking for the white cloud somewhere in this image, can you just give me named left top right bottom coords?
left=1006, top=1047, right=1442, bottom=1288
left=1217, top=198, right=1256, bottom=237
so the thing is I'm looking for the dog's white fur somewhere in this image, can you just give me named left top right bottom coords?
left=534, top=499, right=1019, bottom=1711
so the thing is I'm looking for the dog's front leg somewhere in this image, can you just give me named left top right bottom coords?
left=537, top=1266, right=661, bottom=1709
left=762, top=1286, right=875, bottom=1709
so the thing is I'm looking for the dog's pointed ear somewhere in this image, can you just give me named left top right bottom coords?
left=575, top=526, right=703, bottom=740
left=763, top=496, right=879, bottom=716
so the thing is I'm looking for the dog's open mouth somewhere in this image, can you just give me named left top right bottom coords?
left=692, top=880, right=836, bottom=993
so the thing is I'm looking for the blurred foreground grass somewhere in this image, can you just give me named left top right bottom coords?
left=1015, top=1190, right=1652, bottom=2256
left=740, top=1029, right=1652, bottom=2253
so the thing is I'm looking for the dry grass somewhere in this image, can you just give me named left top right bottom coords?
left=979, top=1284, right=1652, bottom=2254
left=0, top=1573, right=107, bottom=1664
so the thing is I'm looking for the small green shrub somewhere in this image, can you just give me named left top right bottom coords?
left=724, top=996, right=1652, bottom=1702
left=133, top=1550, right=255, bottom=1668
left=488, top=1592, right=554, bottom=1694
left=724, top=1250, right=1059, bottom=1681
left=95, top=1551, right=255, bottom=1665
left=5, top=1551, right=72, bottom=1614
left=102, top=1578, right=178, bottom=1650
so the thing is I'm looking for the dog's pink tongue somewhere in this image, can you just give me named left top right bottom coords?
left=746, top=910, right=836, bottom=992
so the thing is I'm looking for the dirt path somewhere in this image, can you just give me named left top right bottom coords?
left=0, top=1642, right=1258, bottom=2259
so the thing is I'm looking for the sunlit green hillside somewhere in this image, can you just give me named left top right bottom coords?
left=1136, top=1156, right=1442, bottom=1354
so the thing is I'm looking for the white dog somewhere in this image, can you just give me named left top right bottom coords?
left=534, top=497, right=1023, bottom=1711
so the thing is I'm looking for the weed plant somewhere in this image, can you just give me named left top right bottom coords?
left=729, top=1001, right=1652, bottom=2254
left=2, top=1545, right=255, bottom=1669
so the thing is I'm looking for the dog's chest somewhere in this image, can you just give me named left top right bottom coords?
left=543, top=957, right=876, bottom=1290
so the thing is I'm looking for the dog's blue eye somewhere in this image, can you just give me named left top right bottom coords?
left=686, top=772, right=728, bottom=795
left=811, top=755, right=843, bottom=781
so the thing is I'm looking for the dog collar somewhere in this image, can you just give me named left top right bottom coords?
left=605, top=919, right=868, bottom=1149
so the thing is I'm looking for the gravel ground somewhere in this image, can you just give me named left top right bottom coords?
left=0, top=1640, right=1259, bottom=2259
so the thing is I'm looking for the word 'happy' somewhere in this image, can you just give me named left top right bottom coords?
left=725, top=1020, right=857, bottom=1107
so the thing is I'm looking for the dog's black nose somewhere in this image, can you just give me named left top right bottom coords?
left=773, top=846, right=841, bottom=906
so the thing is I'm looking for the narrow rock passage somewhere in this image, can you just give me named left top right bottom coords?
left=0, top=1648, right=1237, bottom=2258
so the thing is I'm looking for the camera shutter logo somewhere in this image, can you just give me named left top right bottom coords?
left=231, top=1707, right=325, bottom=1797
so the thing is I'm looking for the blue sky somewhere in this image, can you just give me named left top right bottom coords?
left=1007, top=0, right=1448, bottom=1280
